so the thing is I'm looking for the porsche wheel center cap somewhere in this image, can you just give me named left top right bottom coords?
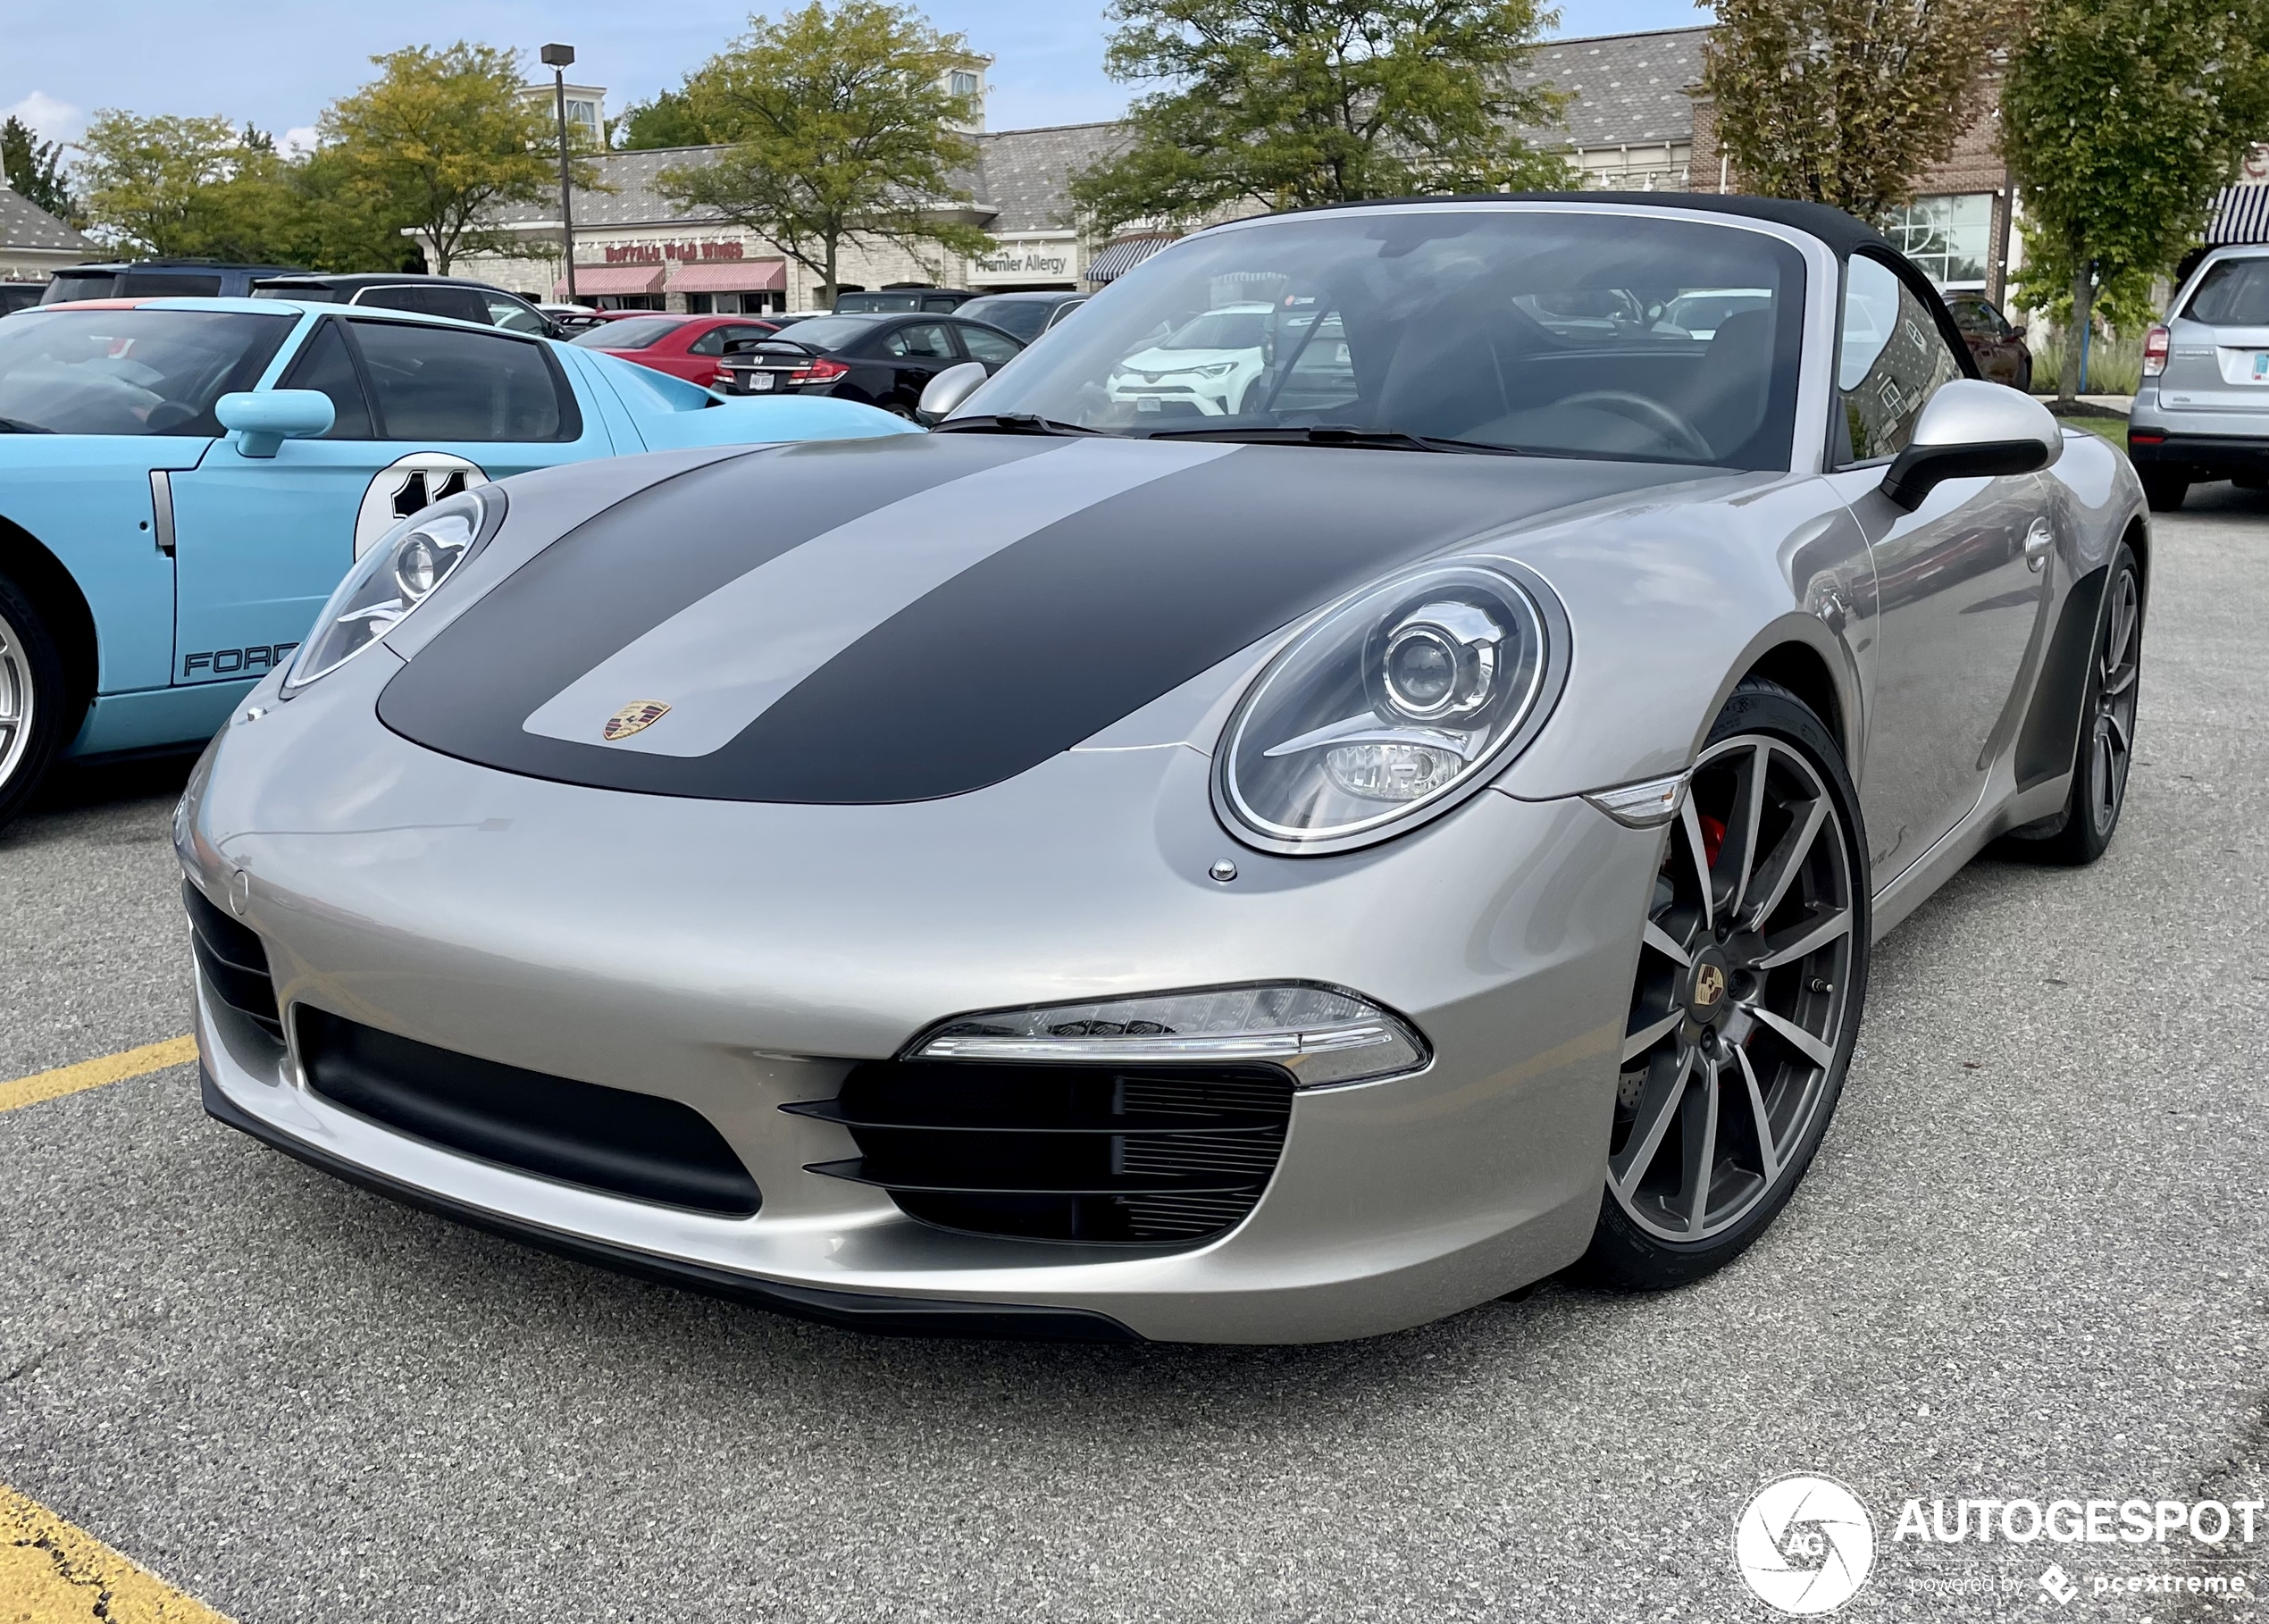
left=1685, top=947, right=1733, bottom=1025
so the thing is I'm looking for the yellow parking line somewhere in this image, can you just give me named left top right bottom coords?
left=0, top=1037, right=197, bottom=1116
left=0, top=1481, right=235, bottom=1621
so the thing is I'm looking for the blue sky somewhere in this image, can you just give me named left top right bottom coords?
left=5, top=0, right=1706, bottom=154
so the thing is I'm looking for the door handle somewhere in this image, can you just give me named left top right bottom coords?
left=2023, top=521, right=2054, bottom=572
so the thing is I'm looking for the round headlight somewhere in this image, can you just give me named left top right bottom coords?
left=284, top=487, right=496, bottom=693
left=1215, top=559, right=1562, bottom=854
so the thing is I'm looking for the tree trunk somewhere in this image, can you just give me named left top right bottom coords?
left=2060, top=259, right=2090, bottom=406
left=820, top=234, right=838, bottom=312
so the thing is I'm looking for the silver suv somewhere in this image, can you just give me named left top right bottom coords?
left=2130, top=244, right=2269, bottom=510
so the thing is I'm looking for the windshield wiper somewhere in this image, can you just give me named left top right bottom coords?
left=1142, top=423, right=1527, bottom=456
left=929, top=413, right=1101, bottom=437
left=0, top=416, right=54, bottom=433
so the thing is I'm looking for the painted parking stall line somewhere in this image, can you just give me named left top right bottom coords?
left=0, top=1481, right=236, bottom=1622
left=0, top=1038, right=197, bottom=1115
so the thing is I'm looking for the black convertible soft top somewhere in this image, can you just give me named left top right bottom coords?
left=1275, top=191, right=1898, bottom=261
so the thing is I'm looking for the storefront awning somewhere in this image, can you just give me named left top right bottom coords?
left=1084, top=235, right=1176, bottom=286
left=667, top=259, right=787, bottom=294
left=2208, top=185, right=2269, bottom=245
left=554, top=264, right=665, bottom=298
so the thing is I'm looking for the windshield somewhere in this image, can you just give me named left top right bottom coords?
left=570, top=316, right=682, bottom=349
left=957, top=209, right=1808, bottom=468
left=2185, top=258, right=2269, bottom=326
left=958, top=298, right=1054, bottom=341
left=0, top=308, right=294, bottom=435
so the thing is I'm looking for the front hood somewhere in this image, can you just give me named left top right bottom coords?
left=1115, top=347, right=1247, bottom=374
left=379, top=432, right=1697, bottom=803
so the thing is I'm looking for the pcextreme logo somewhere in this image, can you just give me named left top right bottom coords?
left=1735, top=1474, right=1878, bottom=1615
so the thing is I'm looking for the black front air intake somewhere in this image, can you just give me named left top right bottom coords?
left=789, top=1061, right=1294, bottom=1245
left=184, top=881, right=282, bottom=1040
left=297, top=1009, right=762, bottom=1217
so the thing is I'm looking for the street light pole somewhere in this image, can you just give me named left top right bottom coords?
left=540, top=43, right=578, bottom=305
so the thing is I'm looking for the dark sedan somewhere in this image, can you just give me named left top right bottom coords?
left=717, top=313, right=1023, bottom=416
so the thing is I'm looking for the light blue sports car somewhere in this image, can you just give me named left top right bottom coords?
left=0, top=297, right=915, bottom=825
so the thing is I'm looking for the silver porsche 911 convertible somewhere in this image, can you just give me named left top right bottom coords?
left=178, top=196, right=2146, bottom=1344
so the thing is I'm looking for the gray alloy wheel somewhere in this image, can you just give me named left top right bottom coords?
left=1584, top=681, right=1869, bottom=1287
left=0, top=574, right=68, bottom=833
left=2005, top=545, right=2143, bottom=866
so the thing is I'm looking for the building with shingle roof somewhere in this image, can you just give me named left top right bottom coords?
left=0, top=186, right=97, bottom=286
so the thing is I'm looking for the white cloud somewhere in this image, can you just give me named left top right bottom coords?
left=1, top=90, right=87, bottom=146
left=280, top=125, right=318, bottom=157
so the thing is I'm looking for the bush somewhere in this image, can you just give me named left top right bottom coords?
left=2028, top=324, right=2143, bottom=396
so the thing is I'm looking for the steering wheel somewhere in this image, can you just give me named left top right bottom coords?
left=1553, top=390, right=1715, bottom=463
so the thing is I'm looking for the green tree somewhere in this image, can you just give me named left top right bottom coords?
left=1068, top=0, right=1570, bottom=235
left=1699, top=0, right=2009, bottom=219
left=73, top=111, right=299, bottom=260
left=2002, top=0, right=2269, bottom=401
left=614, top=88, right=713, bottom=149
left=1, top=116, right=75, bottom=221
left=322, top=42, right=575, bottom=273
left=657, top=2, right=996, bottom=306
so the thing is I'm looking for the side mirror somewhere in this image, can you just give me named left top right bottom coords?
left=917, top=360, right=988, bottom=424
left=217, top=389, right=336, bottom=458
left=1880, top=379, right=2061, bottom=511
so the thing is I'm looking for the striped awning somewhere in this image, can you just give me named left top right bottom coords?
left=668, top=259, right=786, bottom=293
left=2208, top=185, right=2269, bottom=245
left=553, top=264, right=665, bottom=298
left=1084, top=235, right=1176, bottom=285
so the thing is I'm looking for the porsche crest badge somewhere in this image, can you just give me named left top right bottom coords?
left=603, top=701, right=672, bottom=741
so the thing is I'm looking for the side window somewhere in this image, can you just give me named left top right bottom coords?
left=487, top=298, right=548, bottom=335
left=956, top=324, right=1019, bottom=366
left=688, top=326, right=727, bottom=356
left=278, top=319, right=375, bottom=439
left=884, top=322, right=956, bottom=359
left=356, top=285, right=494, bottom=326
left=1838, top=256, right=1963, bottom=464
left=348, top=320, right=582, bottom=442
left=1947, top=298, right=1993, bottom=338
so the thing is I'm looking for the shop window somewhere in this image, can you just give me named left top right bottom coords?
left=1883, top=194, right=1992, bottom=289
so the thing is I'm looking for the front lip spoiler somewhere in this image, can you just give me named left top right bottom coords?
left=200, top=1067, right=1143, bottom=1344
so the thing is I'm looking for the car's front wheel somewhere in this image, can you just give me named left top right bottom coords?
left=0, top=572, right=69, bottom=831
left=1582, top=680, right=1871, bottom=1289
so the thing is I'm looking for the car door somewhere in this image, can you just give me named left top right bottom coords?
left=876, top=322, right=960, bottom=409
left=683, top=322, right=774, bottom=388
left=1824, top=255, right=2049, bottom=885
left=167, top=314, right=606, bottom=688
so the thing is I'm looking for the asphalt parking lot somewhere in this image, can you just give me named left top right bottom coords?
left=3, top=487, right=2265, bottom=1623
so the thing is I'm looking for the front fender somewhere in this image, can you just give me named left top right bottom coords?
left=1489, top=473, right=1874, bottom=800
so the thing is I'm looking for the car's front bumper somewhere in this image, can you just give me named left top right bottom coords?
left=181, top=652, right=1657, bottom=1344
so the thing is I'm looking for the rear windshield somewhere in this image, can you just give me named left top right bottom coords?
left=750, top=314, right=877, bottom=351
left=2185, top=258, right=2269, bottom=326
left=570, top=316, right=682, bottom=349
left=0, top=308, right=293, bottom=435
left=252, top=285, right=341, bottom=303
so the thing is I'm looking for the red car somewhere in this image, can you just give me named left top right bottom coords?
left=566, top=314, right=781, bottom=389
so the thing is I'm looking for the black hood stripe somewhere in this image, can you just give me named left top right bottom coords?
left=523, top=439, right=1235, bottom=758
left=381, top=437, right=1693, bottom=803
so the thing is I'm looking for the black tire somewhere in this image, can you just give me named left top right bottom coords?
left=2001, top=546, right=2143, bottom=866
left=1580, top=678, right=1871, bottom=1290
left=2140, top=472, right=2189, bottom=512
left=0, top=572, right=70, bottom=833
